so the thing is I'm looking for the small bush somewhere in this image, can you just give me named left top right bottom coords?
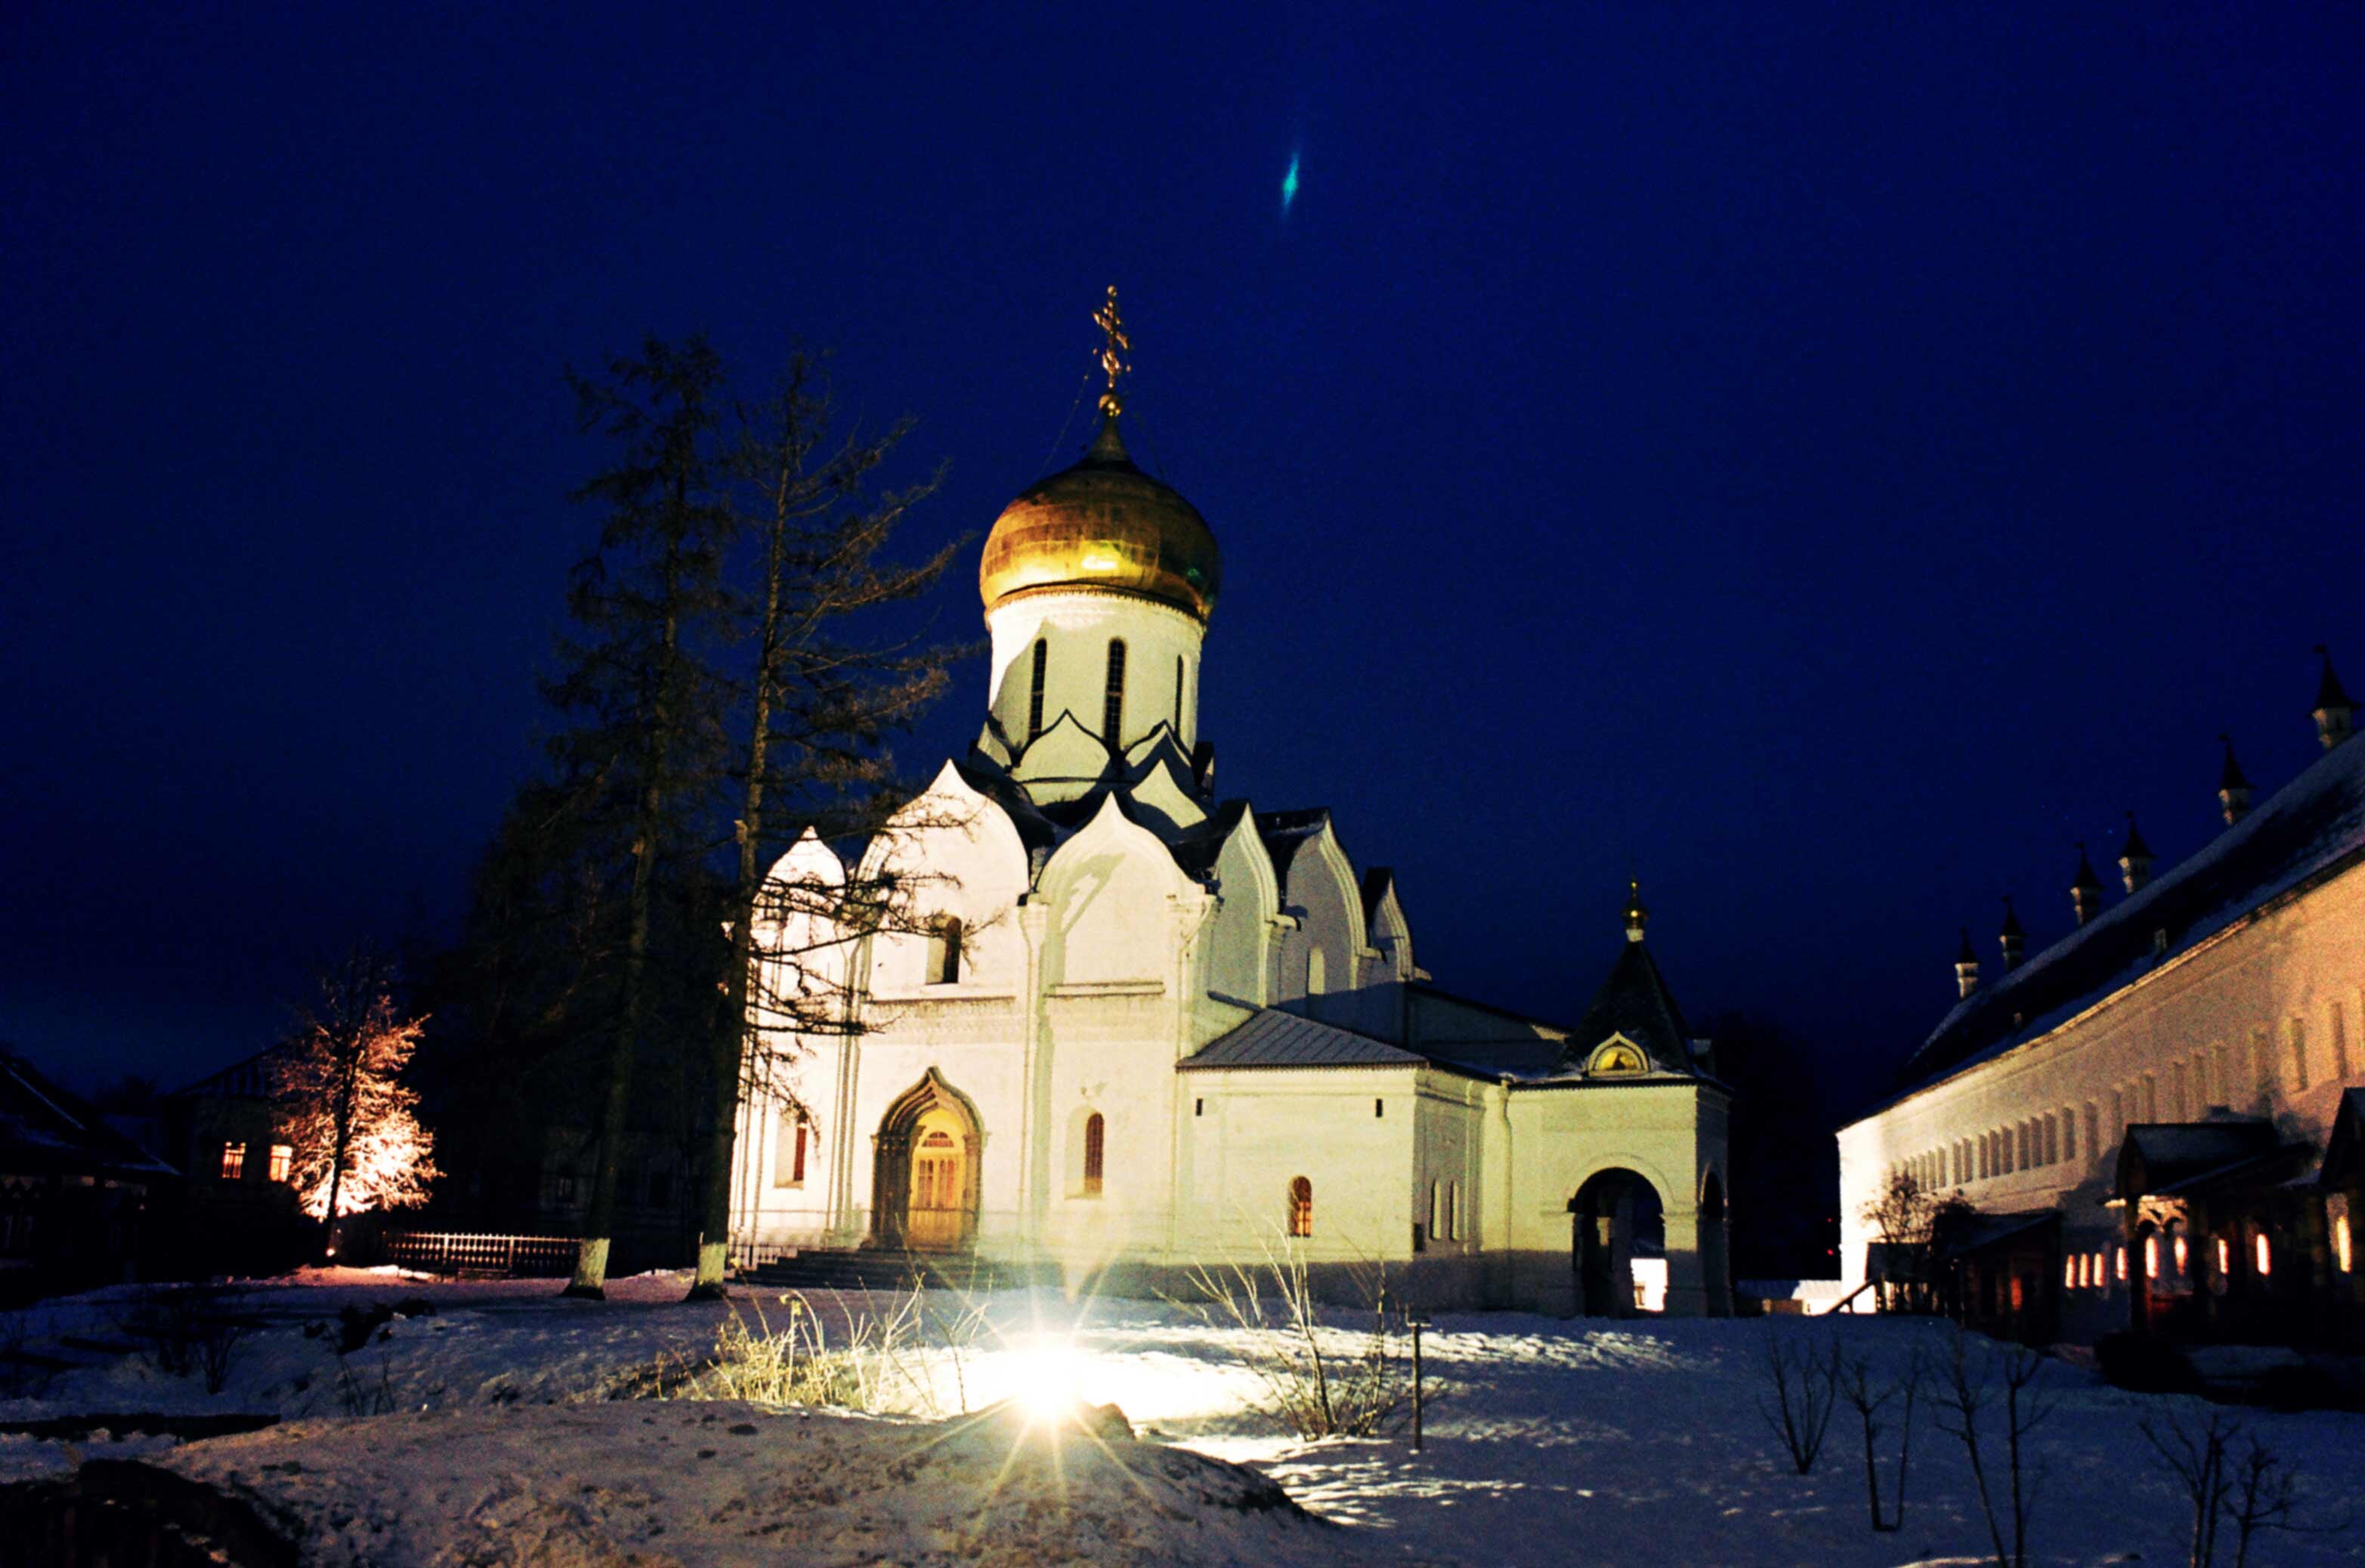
left=633, top=1289, right=983, bottom=1417
left=2096, top=1331, right=2200, bottom=1396
left=1170, top=1238, right=1418, bottom=1440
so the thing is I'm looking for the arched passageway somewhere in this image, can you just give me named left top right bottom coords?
left=1572, top=1168, right=1665, bottom=1317
left=871, top=1071, right=981, bottom=1253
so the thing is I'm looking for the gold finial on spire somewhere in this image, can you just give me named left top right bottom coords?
left=1094, top=286, right=1131, bottom=418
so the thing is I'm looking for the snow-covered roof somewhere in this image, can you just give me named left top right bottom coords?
left=1179, top=1009, right=1427, bottom=1071
left=1894, top=735, right=2365, bottom=1096
left=0, top=1050, right=179, bottom=1180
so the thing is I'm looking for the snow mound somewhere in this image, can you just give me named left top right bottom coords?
left=150, top=1397, right=1361, bottom=1566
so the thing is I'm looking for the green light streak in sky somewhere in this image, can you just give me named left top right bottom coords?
left=1281, top=153, right=1300, bottom=214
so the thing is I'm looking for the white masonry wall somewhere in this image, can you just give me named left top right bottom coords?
left=1838, top=853, right=2365, bottom=1335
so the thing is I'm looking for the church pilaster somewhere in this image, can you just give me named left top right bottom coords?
left=1014, top=899, right=1052, bottom=1251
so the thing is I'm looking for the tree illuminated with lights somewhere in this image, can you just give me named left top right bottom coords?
left=274, top=957, right=439, bottom=1232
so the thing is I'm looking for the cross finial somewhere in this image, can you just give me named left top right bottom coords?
left=1094, top=286, right=1131, bottom=419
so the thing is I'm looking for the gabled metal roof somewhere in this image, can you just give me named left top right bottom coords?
left=1179, top=1008, right=1426, bottom=1071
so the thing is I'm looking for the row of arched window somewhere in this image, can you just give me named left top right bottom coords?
left=1023, top=636, right=1187, bottom=743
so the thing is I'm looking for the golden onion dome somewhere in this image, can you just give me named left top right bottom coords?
left=978, top=415, right=1221, bottom=622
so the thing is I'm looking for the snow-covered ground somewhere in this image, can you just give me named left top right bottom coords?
left=5, top=1269, right=2364, bottom=1564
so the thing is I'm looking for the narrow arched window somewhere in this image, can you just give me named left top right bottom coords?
left=929, top=917, right=963, bottom=985
left=1173, top=654, right=1183, bottom=735
left=1288, top=1175, right=1313, bottom=1237
left=1083, top=1112, right=1105, bottom=1196
left=1028, top=639, right=1048, bottom=740
left=1102, top=639, right=1127, bottom=741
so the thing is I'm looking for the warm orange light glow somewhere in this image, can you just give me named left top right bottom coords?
left=2144, top=1236, right=2159, bottom=1280
left=2338, top=1214, right=2354, bottom=1275
left=2115, top=1246, right=2127, bottom=1281
left=2064, top=1259, right=2076, bottom=1289
left=2216, top=1237, right=2231, bottom=1275
left=2173, top=1234, right=2188, bottom=1273
left=2255, top=1232, right=2271, bottom=1276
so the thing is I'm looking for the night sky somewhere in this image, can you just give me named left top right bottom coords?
left=6, top=6, right=2361, bottom=1117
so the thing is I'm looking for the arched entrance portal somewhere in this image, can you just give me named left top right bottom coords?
left=1572, top=1168, right=1665, bottom=1317
left=872, top=1071, right=982, bottom=1253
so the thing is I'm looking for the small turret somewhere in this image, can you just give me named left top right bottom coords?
left=2217, top=734, right=2252, bottom=825
left=1999, top=896, right=2026, bottom=970
left=2119, top=812, right=2155, bottom=894
left=1955, top=927, right=1981, bottom=1000
left=2314, top=645, right=2354, bottom=752
left=1622, top=879, right=1649, bottom=944
left=2070, top=843, right=2104, bottom=926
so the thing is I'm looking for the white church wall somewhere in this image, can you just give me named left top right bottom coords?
left=860, top=765, right=1033, bottom=997
left=985, top=591, right=1205, bottom=754
left=1272, top=827, right=1365, bottom=1031
left=1837, top=855, right=2365, bottom=1313
left=1204, top=818, right=1278, bottom=1006
left=1176, top=1069, right=1419, bottom=1262
left=1040, top=796, right=1203, bottom=989
left=1034, top=991, right=1189, bottom=1264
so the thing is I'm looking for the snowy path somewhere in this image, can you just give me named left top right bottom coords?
left=6, top=1270, right=2363, bottom=1564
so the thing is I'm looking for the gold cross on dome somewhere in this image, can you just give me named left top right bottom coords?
left=1094, top=286, right=1130, bottom=417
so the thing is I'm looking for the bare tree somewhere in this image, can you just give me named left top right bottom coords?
left=1837, top=1343, right=1923, bottom=1531
left=1858, top=1169, right=1971, bottom=1313
left=273, top=954, right=438, bottom=1247
left=686, top=355, right=963, bottom=1299
left=1933, top=1328, right=2058, bottom=1568
left=2224, top=1433, right=2300, bottom=1568
left=1757, top=1331, right=1840, bottom=1474
left=2141, top=1406, right=2237, bottom=1567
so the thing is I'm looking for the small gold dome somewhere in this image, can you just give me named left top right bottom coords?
left=978, top=416, right=1221, bottom=621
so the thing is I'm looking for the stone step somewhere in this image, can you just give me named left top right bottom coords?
left=739, top=1250, right=1053, bottom=1294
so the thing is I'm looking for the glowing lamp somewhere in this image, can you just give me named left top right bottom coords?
left=2254, top=1233, right=2271, bottom=1276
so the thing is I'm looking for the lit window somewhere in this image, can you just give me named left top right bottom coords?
left=267, top=1144, right=292, bottom=1183
left=2255, top=1232, right=2271, bottom=1277
left=1288, top=1176, right=1313, bottom=1238
left=2173, top=1234, right=2188, bottom=1273
left=1028, top=639, right=1048, bottom=740
left=2216, top=1236, right=2231, bottom=1276
left=2094, top=1249, right=2108, bottom=1288
left=2063, top=1259, right=2076, bottom=1289
left=2336, top=1214, right=2354, bottom=1275
left=2144, top=1236, right=2159, bottom=1280
left=1082, top=1112, right=1105, bottom=1197
left=1102, top=639, right=1127, bottom=741
left=218, top=1142, right=247, bottom=1181
left=2115, top=1246, right=2128, bottom=1282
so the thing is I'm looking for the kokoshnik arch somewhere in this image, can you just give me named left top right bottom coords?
left=726, top=293, right=1734, bottom=1314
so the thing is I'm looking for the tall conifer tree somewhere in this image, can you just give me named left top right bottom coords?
left=546, top=338, right=734, bottom=1299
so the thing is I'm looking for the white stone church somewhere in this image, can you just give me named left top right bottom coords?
left=726, top=323, right=1732, bottom=1315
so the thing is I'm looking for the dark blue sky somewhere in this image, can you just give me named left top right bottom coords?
left=5, top=5, right=2360, bottom=1112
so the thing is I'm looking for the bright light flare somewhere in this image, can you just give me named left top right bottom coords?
left=1280, top=153, right=1300, bottom=215
left=1011, top=1335, right=1087, bottom=1425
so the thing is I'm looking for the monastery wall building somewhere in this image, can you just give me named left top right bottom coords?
left=725, top=308, right=1733, bottom=1315
left=1838, top=660, right=2365, bottom=1347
